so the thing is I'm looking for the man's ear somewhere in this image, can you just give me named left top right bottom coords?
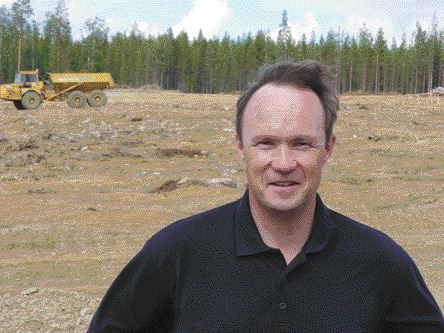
left=235, top=134, right=245, bottom=160
left=325, top=134, right=336, bottom=160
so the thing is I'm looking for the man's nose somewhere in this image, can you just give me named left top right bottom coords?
left=270, top=145, right=297, bottom=172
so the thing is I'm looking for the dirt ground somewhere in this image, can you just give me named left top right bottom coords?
left=0, top=89, right=442, bottom=332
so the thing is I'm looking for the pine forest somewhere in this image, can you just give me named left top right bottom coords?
left=1, top=0, right=443, bottom=94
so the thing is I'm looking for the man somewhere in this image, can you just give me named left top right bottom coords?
left=88, top=60, right=443, bottom=332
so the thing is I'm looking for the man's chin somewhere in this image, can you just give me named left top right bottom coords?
left=259, top=197, right=305, bottom=213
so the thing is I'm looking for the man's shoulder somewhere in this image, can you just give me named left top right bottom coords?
left=146, top=198, right=240, bottom=252
left=329, top=209, right=411, bottom=264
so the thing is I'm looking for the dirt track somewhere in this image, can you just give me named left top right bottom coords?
left=0, top=90, right=443, bottom=331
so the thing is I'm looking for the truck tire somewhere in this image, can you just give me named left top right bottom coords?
left=87, top=90, right=107, bottom=107
left=67, top=91, right=87, bottom=108
left=21, top=91, right=42, bottom=109
left=13, top=101, right=25, bottom=110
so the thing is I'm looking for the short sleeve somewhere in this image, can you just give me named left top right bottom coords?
left=376, top=255, right=443, bottom=332
left=87, top=241, right=173, bottom=332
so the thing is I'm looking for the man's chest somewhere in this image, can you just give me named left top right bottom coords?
left=168, top=252, right=387, bottom=332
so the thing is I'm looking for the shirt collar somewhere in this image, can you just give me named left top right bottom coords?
left=234, top=191, right=336, bottom=257
left=234, top=191, right=270, bottom=256
left=303, top=194, right=337, bottom=254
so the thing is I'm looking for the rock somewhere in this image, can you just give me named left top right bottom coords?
left=368, top=134, right=383, bottom=142
left=149, top=179, right=180, bottom=193
left=28, top=188, right=53, bottom=194
left=136, top=171, right=161, bottom=178
left=177, top=177, right=192, bottom=185
left=80, top=307, right=90, bottom=317
left=206, top=178, right=239, bottom=189
left=223, top=168, right=238, bottom=177
left=156, top=148, right=209, bottom=158
left=21, top=287, right=39, bottom=295
left=431, top=86, right=444, bottom=95
left=110, top=128, right=119, bottom=138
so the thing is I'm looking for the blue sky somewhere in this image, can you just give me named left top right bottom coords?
left=1, top=0, right=443, bottom=44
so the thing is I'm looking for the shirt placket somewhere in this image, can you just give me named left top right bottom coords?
left=272, top=252, right=307, bottom=332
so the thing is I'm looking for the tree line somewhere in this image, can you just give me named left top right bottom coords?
left=1, top=1, right=443, bottom=94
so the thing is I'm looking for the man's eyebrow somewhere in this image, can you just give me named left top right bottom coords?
left=251, top=134, right=318, bottom=142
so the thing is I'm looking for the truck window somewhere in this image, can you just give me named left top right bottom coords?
left=25, top=74, right=38, bottom=82
left=14, top=74, right=23, bottom=84
left=13, top=74, right=38, bottom=84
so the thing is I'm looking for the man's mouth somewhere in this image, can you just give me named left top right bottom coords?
left=269, top=181, right=299, bottom=187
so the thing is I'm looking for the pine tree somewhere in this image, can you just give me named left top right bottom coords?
left=413, top=22, right=427, bottom=93
left=191, top=30, right=207, bottom=93
left=0, top=5, right=12, bottom=81
left=83, top=16, right=109, bottom=72
left=277, top=9, right=292, bottom=60
left=299, top=33, right=308, bottom=60
left=374, top=28, right=387, bottom=93
left=11, top=0, right=33, bottom=71
left=44, top=0, right=72, bottom=72
left=428, top=13, right=441, bottom=90
left=175, top=31, right=191, bottom=92
left=358, top=24, right=373, bottom=92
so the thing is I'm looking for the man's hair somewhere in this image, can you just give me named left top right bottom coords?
left=236, top=60, right=338, bottom=143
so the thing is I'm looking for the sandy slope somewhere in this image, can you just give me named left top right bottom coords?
left=0, top=90, right=442, bottom=331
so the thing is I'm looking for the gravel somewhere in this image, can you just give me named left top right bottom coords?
left=0, top=289, right=100, bottom=332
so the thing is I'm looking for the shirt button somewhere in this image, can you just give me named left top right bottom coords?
left=279, top=302, right=287, bottom=310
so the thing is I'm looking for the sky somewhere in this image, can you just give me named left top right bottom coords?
left=1, top=0, right=443, bottom=45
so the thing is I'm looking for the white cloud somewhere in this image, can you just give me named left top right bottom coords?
left=0, top=0, right=14, bottom=7
left=133, top=20, right=162, bottom=37
left=172, top=0, right=230, bottom=39
left=291, top=12, right=321, bottom=41
left=402, top=19, right=433, bottom=44
left=104, top=17, right=122, bottom=34
left=408, top=19, right=432, bottom=33
left=270, top=11, right=321, bottom=42
left=65, top=0, right=93, bottom=39
left=135, top=21, right=148, bottom=34
left=345, top=15, right=394, bottom=40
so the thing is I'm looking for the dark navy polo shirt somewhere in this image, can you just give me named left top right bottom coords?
left=88, top=192, right=443, bottom=332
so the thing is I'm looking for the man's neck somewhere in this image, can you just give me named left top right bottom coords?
left=249, top=192, right=317, bottom=264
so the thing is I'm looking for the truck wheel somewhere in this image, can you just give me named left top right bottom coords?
left=13, top=101, right=25, bottom=110
left=87, top=90, right=107, bottom=107
left=21, top=91, right=42, bottom=109
left=67, top=91, right=87, bottom=108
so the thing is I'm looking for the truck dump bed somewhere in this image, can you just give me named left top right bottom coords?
left=49, top=72, right=114, bottom=92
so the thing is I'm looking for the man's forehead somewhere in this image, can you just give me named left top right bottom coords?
left=244, top=83, right=323, bottom=118
left=240, top=83, right=327, bottom=142
left=246, top=83, right=320, bottom=111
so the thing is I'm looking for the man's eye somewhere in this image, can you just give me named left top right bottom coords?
left=257, top=140, right=273, bottom=147
left=294, top=142, right=313, bottom=150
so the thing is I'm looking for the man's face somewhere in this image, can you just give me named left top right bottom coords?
left=236, top=83, right=335, bottom=213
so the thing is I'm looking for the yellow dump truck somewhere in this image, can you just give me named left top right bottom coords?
left=0, top=69, right=114, bottom=110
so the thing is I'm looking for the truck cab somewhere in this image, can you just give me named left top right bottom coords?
left=14, top=71, right=39, bottom=84
left=13, top=70, right=44, bottom=90
left=0, top=69, right=44, bottom=109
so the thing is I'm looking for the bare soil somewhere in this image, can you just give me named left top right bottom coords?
left=0, top=90, right=443, bottom=332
